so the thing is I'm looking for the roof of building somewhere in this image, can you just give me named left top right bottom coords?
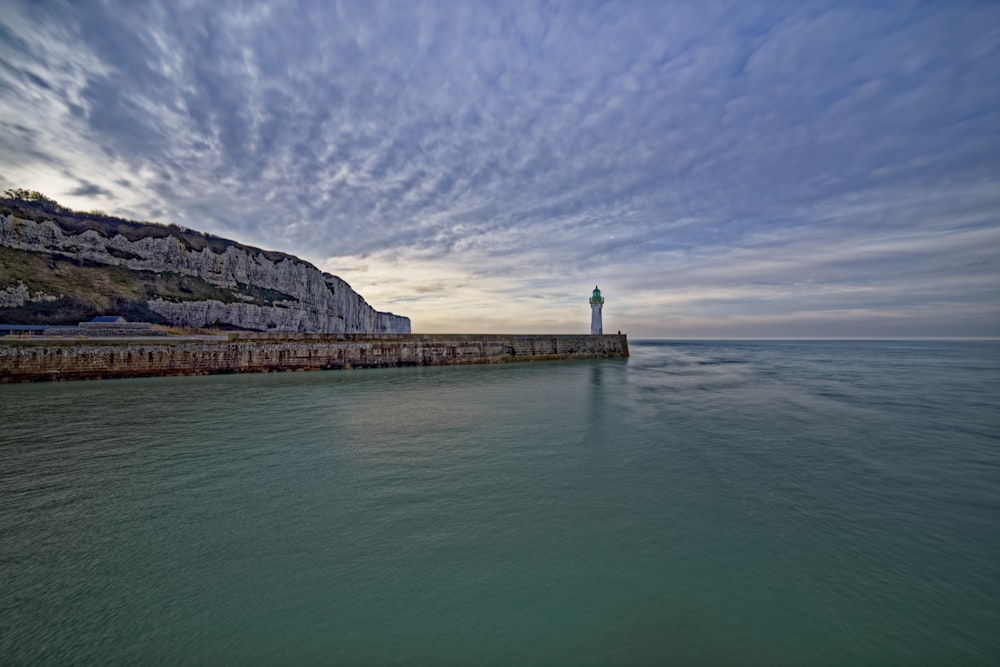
left=90, top=315, right=127, bottom=323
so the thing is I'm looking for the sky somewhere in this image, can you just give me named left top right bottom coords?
left=1, top=1, right=998, bottom=337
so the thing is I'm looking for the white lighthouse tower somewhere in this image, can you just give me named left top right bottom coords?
left=589, top=286, right=604, bottom=335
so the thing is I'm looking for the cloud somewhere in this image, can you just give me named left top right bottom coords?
left=67, top=178, right=114, bottom=198
left=1, top=0, right=998, bottom=336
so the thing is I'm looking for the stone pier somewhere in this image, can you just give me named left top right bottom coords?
left=0, top=333, right=629, bottom=383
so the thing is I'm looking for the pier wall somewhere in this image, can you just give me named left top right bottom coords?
left=0, top=333, right=629, bottom=382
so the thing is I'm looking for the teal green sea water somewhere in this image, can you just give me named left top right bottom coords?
left=2, top=340, right=998, bottom=665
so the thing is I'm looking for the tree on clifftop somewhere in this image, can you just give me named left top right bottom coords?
left=3, top=188, right=67, bottom=212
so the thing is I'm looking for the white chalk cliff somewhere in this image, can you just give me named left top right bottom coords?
left=0, top=211, right=410, bottom=333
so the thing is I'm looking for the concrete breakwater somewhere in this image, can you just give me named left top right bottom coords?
left=0, top=333, right=628, bottom=383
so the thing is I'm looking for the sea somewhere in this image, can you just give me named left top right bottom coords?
left=1, top=340, right=998, bottom=666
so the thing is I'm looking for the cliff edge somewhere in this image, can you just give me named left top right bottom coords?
left=0, top=198, right=409, bottom=333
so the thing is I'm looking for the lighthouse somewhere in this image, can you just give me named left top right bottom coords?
left=589, top=286, right=604, bottom=335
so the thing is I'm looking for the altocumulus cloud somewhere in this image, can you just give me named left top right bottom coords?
left=0, top=0, right=998, bottom=336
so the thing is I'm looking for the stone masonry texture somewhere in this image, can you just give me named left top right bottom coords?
left=0, top=334, right=629, bottom=383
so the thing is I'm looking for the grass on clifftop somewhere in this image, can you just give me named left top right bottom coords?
left=0, top=196, right=300, bottom=264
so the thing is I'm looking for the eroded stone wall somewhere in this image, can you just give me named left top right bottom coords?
left=0, top=334, right=628, bottom=382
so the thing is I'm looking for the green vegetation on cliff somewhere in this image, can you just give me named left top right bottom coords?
left=0, top=193, right=298, bottom=263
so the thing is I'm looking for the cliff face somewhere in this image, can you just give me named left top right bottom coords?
left=0, top=206, right=409, bottom=333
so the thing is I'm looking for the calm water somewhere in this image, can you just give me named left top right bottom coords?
left=1, top=340, right=998, bottom=665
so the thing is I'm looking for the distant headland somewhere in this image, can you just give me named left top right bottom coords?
left=0, top=190, right=409, bottom=334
